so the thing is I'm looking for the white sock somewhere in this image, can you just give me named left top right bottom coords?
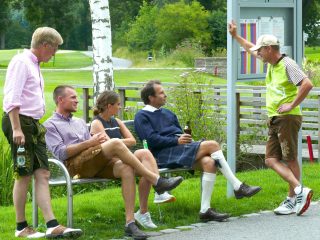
left=294, top=185, right=302, bottom=195
left=200, top=172, right=216, bottom=213
left=211, top=150, right=242, bottom=190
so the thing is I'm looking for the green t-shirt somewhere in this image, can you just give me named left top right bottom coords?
left=265, top=55, right=307, bottom=117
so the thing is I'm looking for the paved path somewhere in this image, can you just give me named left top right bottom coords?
left=148, top=201, right=320, bottom=240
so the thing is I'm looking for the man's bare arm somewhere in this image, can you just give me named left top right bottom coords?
left=228, top=20, right=259, bottom=58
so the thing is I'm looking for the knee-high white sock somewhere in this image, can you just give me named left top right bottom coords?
left=211, top=150, right=242, bottom=190
left=200, top=172, right=216, bottom=213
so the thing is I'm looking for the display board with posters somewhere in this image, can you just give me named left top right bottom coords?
left=236, top=0, right=298, bottom=80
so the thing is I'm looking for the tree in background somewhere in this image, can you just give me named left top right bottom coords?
left=303, top=0, right=320, bottom=46
left=109, top=0, right=143, bottom=47
left=126, top=2, right=158, bottom=51
left=154, top=1, right=211, bottom=51
left=20, top=0, right=87, bottom=49
left=89, top=0, right=114, bottom=96
left=208, top=10, right=227, bottom=52
left=0, top=0, right=10, bottom=49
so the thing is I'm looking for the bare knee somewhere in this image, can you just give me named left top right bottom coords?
left=265, top=158, right=275, bottom=168
left=200, top=157, right=216, bottom=172
left=134, top=149, right=149, bottom=159
left=118, top=164, right=135, bottom=179
left=108, top=138, right=128, bottom=152
left=201, top=140, right=220, bottom=152
left=34, top=169, right=50, bottom=182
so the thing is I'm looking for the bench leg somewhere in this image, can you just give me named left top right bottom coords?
left=32, top=177, right=38, bottom=227
left=66, top=180, right=74, bottom=228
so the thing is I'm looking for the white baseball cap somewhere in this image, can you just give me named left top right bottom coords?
left=250, top=34, right=280, bottom=51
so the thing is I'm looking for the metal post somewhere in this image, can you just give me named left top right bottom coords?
left=226, top=0, right=238, bottom=198
left=118, top=89, right=126, bottom=120
left=82, top=88, right=89, bottom=123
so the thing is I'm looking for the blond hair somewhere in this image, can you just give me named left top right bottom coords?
left=31, top=27, right=63, bottom=49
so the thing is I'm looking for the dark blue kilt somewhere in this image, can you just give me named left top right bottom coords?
left=154, top=141, right=201, bottom=168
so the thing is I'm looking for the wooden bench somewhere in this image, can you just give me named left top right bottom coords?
left=32, top=120, right=192, bottom=228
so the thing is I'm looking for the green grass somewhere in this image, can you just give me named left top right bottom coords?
left=0, top=163, right=319, bottom=239
left=0, top=50, right=92, bottom=69
left=305, top=46, right=320, bottom=62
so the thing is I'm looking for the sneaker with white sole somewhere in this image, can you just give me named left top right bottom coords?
left=274, top=198, right=296, bottom=215
left=296, top=187, right=313, bottom=216
left=134, top=209, right=157, bottom=229
left=154, top=191, right=176, bottom=204
left=46, top=225, right=83, bottom=239
left=15, top=226, right=45, bottom=238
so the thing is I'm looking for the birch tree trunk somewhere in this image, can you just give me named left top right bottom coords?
left=89, top=0, right=114, bottom=99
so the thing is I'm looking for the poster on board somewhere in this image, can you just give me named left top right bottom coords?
left=240, top=17, right=286, bottom=76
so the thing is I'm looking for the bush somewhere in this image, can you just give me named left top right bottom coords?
left=154, top=1, right=211, bottom=50
left=0, top=137, right=14, bottom=206
left=168, top=39, right=205, bottom=67
left=166, top=70, right=226, bottom=143
left=303, top=60, right=320, bottom=87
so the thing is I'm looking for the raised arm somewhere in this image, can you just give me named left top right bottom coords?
left=228, top=20, right=259, bottom=58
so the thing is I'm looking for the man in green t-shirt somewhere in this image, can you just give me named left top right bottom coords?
left=228, top=20, right=314, bottom=216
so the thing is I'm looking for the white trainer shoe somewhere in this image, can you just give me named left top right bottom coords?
left=296, top=187, right=313, bottom=216
left=46, top=225, right=83, bottom=239
left=134, top=209, right=157, bottom=229
left=154, top=191, right=176, bottom=204
left=274, top=198, right=296, bottom=215
left=15, top=226, right=45, bottom=238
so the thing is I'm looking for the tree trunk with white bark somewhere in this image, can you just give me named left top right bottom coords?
left=89, top=0, right=114, bottom=99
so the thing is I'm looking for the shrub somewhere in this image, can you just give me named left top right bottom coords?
left=0, top=137, right=14, bottom=206
left=166, top=70, right=226, bottom=143
left=168, top=39, right=205, bottom=67
left=154, top=1, right=211, bottom=50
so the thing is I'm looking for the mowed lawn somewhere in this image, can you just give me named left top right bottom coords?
left=0, top=163, right=320, bottom=239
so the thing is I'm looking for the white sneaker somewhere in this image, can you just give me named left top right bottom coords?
left=15, top=226, right=45, bottom=238
left=134, top=210, right=157, bottom=229
left=46, top=225, right=83, bottom=238
left=154, top=191, right=176, bottom=204
left=296, top=187, right=313, bottom=216
left=274, top=198, right=296, bottom=215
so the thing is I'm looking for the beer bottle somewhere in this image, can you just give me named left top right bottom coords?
left=143, top=139, right=148, bottom=149
left=17, top=145, right=26, bottom=168
left=184, top=121, right=192, bottom=135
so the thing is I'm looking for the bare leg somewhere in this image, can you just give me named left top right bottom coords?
left=134, top=149, right=159, bottom=214
left=100, top=139, right=159, bottom=185
left=13, top=176, right=32, bottom=223
left=34, top=169, right=55, bottom=222
left=265, top=157, right=300, bottom=197
left=287, top=160, right=301, bottom=197
left=113, top=161, right=136, bottom=224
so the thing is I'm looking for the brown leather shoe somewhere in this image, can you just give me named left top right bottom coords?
left=199, top=208, right=230, bottom=222
left=234, top=183, right=261, bottom=199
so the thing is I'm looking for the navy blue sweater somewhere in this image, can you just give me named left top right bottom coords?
left=134, top=108, right=182, bottom=154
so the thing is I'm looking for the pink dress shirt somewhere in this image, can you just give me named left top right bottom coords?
left=3, top=49, right=45, bottom=119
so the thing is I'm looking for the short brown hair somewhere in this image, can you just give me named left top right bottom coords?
left=53, top=85, right=74, bottom=105
left=141, top=80, right=161, bottom=105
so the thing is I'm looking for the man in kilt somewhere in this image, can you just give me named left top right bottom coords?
left=134, top=80, right=261, bottom=222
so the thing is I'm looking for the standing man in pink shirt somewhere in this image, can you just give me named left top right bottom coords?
left=2, top=27, right=83, bottom=238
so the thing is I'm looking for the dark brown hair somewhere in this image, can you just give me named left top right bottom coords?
left=93, top=91, right=120, bottom=116
left=140, top=80, right=162, bottom=105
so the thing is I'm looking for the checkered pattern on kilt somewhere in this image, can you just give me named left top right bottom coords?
left=154, top=141, right=201, bottom=168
